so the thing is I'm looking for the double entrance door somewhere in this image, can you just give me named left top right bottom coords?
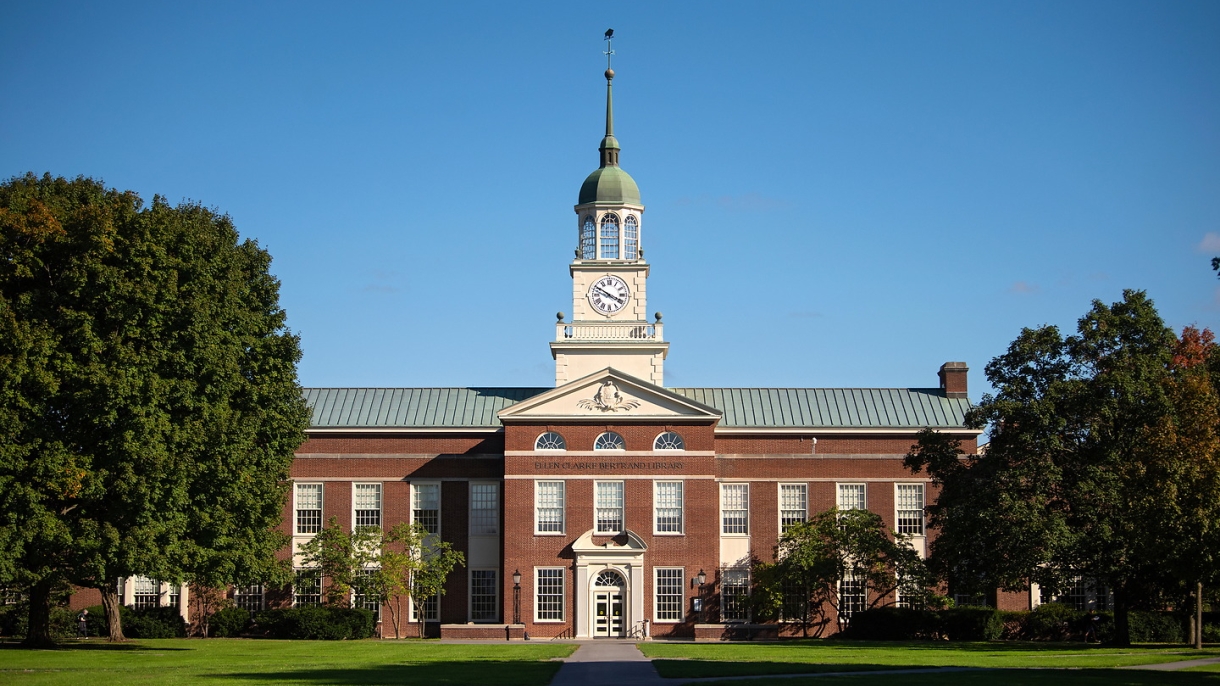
left=593, top=590, right=624, bottom=637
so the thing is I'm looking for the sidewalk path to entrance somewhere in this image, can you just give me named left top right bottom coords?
left=549, top=642, right=666, bottom=686
left=1129, top=657, right=1220, bottom=671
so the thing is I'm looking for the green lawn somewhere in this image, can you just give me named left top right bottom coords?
left=0, top=639, right=576, bottom=685
left=638, top=640, right=1220, bottom=679
left=692, top=670, right=1220, bottom=686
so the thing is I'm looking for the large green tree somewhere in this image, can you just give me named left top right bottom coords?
left=0, top=173, right=308, bottom=646
left=905, top=290, right=1220, bottom=646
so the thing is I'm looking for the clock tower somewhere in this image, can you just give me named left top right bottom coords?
left=551, top=54, right=668, bottom=386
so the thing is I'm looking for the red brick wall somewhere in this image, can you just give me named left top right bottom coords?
left=505, top=422, right=716, bottom=452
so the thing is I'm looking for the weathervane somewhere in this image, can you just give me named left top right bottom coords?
left=603, top=28, right=614, bottom=71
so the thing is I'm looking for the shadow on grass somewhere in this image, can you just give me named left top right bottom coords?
left=0, top=639, right=192, bottom=652
left=697, top=668, right=1220, bottom=686
left=212, top=660, right=563, bottom=686
left=653, top=660, right=916, bottom=678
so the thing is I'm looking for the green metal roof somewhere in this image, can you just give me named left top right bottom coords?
left=578, top=166, right=641, bottom=206
left=304, top=387, right=969, bottom=430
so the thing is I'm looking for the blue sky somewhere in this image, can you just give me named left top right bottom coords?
left=3, top=1, right=1219, bottom=396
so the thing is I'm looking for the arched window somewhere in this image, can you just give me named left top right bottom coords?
left=623, top=215, right=638, bottom=260
left=594, top=431, right=625, bottom=451
left=599, top=213, right=619, bottom=259
left=594, top=569, right=625, bottom=587
left=535, top=432, right=566, bottom=451
left=653, top=431, right=685, bottom=451
left=580, top=215, right=596, bottom=260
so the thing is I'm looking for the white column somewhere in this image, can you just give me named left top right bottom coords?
left=575, top=564, right=589, bottom=638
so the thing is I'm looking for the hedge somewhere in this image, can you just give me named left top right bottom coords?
left=208, top=607, right=251, bottom=637
left=252, top=606, right=375, bottom=640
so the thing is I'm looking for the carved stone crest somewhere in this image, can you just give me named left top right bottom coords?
left=578, top=380, right=641, bottom=412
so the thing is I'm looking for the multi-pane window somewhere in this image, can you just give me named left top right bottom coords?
left=132, top=576, right=160, bottom=609
left=535, top=568, right=565, bottom=621
left=653, top=431, right=685, bottom=450
left=780, top=484, right=808, bottom=533
left=623, top=215, right=639, bottom=260
left=721, top=484, right=749, bottom=534
left=354, top=568, right=380, bottom=620
left=535, top=431, right=566, bottom=450
left=1, top=588, right=21, bottom=605
left=781, top=579, right=809, bottom=622
left=599, top=213, right=620, bottom=259
left=294, top=570, right=322, bottom=607
left=168, top=585, right=181, bottom=609
left=838, top=575, right=867, bottom=620
left=895, top=484, right=925, bottom=535
left=470, top=483, right=499, bottom=535
left=535, top=480, right=565, bottom=534
left=594, top=431, right=625, bottom=451
left=412, top=483, right=440, bottom=535
left=580, top=215, right=597, bottom=260
left=411, top=592, right=439, bottom=622
left=654, top=481, right=683, bottom=534
left=895, top=576, right=921, bottom=609
left=655, top=568, right=684, bottom=622
left=595, top=481, right=624, bottom=533
left=296, top=483, right=323, bottom=534
left=354, top=483, right=382, bottom=530
left=234, top=584, right=264, bottom=612
left=1063, top=577, right=1089, bottom=611
left=470, top=570, right=498, bottom=621
left=837, top=483, right=866, bottom=511
left=721, top=569, right=750, bottom=622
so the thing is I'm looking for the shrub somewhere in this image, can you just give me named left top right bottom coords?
left=940, top=607, right=1003, bottom=641
left=998, top=611, right=1027, bottom=640
left=124, top=606, right=187, bottom=639
left=253, top=606, right=374, bottom=640
left=1202, top=624, right=1220, bottom=643
left=1128, top=611, right=1184, bottom=643
left=208, top=607, right=251, bottom=638
left=840, top=607, right=940, bottom=640
left=1024, top=602, right=1082, bottom=641
left=0, top=604, right=26, bottom=638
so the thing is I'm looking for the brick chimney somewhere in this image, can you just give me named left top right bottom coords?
left=938, top=362, right=969, bottom=399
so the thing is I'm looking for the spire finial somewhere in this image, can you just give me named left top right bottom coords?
left=599, top=29, right=620, bottom=168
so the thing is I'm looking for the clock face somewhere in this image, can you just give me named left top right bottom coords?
left=588, top=275, right=630, bottom=315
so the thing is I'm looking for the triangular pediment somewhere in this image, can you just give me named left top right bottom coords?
left=498, top=367, right=721, bottom=422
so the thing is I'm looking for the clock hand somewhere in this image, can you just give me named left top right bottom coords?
left=594, top=286, right=624, bottom=304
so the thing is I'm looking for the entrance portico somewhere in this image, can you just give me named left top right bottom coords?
left=572, top=529, right=647, bottom=638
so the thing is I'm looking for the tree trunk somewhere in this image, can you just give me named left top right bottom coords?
left=1112, top=585, right=1130, bottom=647
left=390, top=597, right=401, bottom=639
left=99, top=578, right=127, bottom=642
left=1197, top=581, right=1205, bottom=650
left=22, top=579, right=56, bottom=648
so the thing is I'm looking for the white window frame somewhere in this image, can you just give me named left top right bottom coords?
left=653, top=431, right=685, bottom=450
left=721, top=568, right=751, bottom=623
left=838, top=573, right=867, bottom=619
left=534, top=567, right=566, bottom=622
left=595, top=480, right=625, bottom=534
left=654, top=567, right=684, bottom=623
left=895, top=483, right=925, bottom=536
left=720, top=483, right=750, bottom=535
left=779, top=483, right=808, bottom=533
left=469, top=569, right=499, bottom=623
left=411, top=481, right=441, bottom=536
left=534, top=480, right=566, bottom=535
left=837, top=482, right=867, bottom=511
left=352, top=482, right=382, bottom=530
left=293, top=568, right=322, bottom=607
left=653, top=480, right=684, bottom=535
left=469, top=481, right=499, bottom=536
left=410, top=592, right=440, bottom=622
left=234, top=584, right=264, bottom=613
left=535, top=431, right=566, bottom=451
left=295, top=482, right=323, bottom=535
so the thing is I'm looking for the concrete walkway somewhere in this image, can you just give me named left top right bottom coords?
left=549, top=642, right=666, bottom=686
left=1129, top=657, right=1220, bottom=671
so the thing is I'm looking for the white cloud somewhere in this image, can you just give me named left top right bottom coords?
left=1197, top=232, right=1220, bottom=252
left=1010, top=281, right=1039, bottom=294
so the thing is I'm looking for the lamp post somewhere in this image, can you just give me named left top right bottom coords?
left=512, top=569, right=522, bottom=625
left=696, top=569, right=707, bottom=623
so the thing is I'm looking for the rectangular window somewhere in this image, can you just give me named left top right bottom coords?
left=535, top=481, right=565, bottom=534
left=132, top=576, right=160, bottom=609
left=293, top=569, right=322, bottom=607
left=779, top=483, right=808, bottom=533
left=0, top=588, right=22, bottom=605
left=895, top=576, right=921, bottom=609
left=654, top=481, right=683, bottom=534
left=781, top=579, right=808, bottom=622
left=168, top=585, right=180, bottom=609
left=234, top=584, right=264, bottom=613
left=895, top=483, right=924, bottom=535
left=470, top=483, right=499, bottom=535
left=470, top=570, right=498, bottom=622
left=655, top=568, right=684, bottom=622
left=412, top=483, right=440, bottom=535
left=354, top=568, right=380, bottom=621
left=721, top=484, right=749, bottom=535
left=721, top=569, right=750, bottom=622
left=535, top=568, right=565, bottom=621
left=354, top=483, right=382, bottom=530
left=296, top=483, right=323, bottom=534
left=838, top=575, right=866, bottom=619
left=411, top=593, right=439, bottom=622
left=595, top=481, right=624, bottom=534
left=837, top=483, right=866, bottom=511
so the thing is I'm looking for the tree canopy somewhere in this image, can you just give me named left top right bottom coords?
left=0, top=173, right=309, bottom=645
left=905, top=290, right=1220, bottom=646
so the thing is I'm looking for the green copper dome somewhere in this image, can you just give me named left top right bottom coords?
left=579, top=165, right=641, bottom=205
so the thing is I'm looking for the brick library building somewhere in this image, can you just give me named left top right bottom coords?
left=87, top=64, right=1048, bottom=640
